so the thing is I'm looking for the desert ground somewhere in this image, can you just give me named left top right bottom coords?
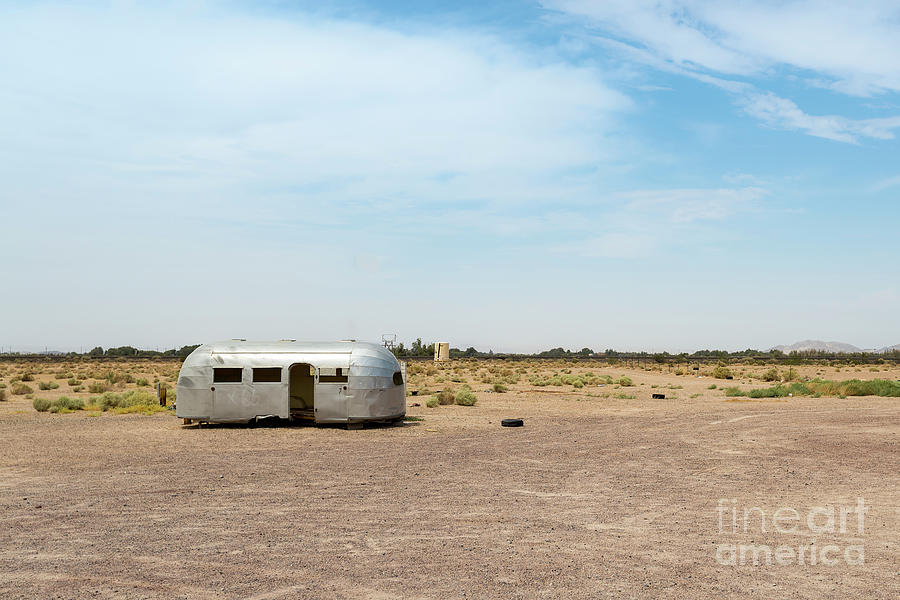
left=0, top=358, right=898, bottom=598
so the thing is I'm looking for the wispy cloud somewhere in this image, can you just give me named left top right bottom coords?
left=545, top=0, right=900, bottom=95
left=0, top=3, right=631, bottom=219
left=544, top=0, right=900, bottom=143
left=555, top=186, right=765, bottom=258
left=742, top=93, right=900, bottom=143
left=870, top=175, right=900, bottom=193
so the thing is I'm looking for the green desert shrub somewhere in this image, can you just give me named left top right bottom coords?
left=33, top=397, right=51, bottom=412
left=761, top=368, right=780, bottom=382
left=426, top=396, right=439, bottom=408
left=810, top=378, right=900, bottom=397
left=88, top=381, right=108, bottom=394
left=492, top=383, right=508, bottom=393
left=136, top=378, right=150, bottom=387
left=103, top=370, right=134, bottom=384
left=454, top=388, right=477, bottom=406
left=38, top=381, right=60, bottom=391
left=67, top=378, right=81, bottom=386
left=53, top=396, right=85, bottom=411
left=712, top=365, right=733, bottom=379
left=91, top=390, right=162, bottom=413
left=21, top=372, right=34, bottom=382
left=617, top=376, right=633, bottom=386
left=12, top=383, right=33, bottom=395
left=749, top=387, right=783, bottom=398
left=723, top=379, right=900, bottom=399
left=435, top=389, right=456, bottom=405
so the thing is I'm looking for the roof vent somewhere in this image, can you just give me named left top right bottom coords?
left=231, top=338, right=246, bottom=341
left=280, top=339, right=296, bottom=342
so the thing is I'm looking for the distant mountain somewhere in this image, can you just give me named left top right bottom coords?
left=769, top=340, right=900, bottom=354
left=770, top=340, right=863, bottom=353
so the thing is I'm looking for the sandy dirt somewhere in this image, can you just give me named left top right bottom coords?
left=0, top=360, right=898, bottom=598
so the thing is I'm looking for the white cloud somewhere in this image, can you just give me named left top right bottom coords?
left=555, top=186, right=765, bottom=258
left=546, top=0, right=900, bottom=96
left=568, top=231, right=658, bottom=259
left=871, top=175, right=900, bottom=192
left=618, top=186, right=765, bottom=221
left=0, top=3, right=631, bottom=218
left=742, top=93, right=900, bottom=143
left=544, top=0, right=900, bottom=142
left=722, top=173, right=766, bottom=186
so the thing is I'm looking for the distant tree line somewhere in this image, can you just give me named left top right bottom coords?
left=0, top=345, right=203, bottom=359
left=88, top=345, right=201, bottom=358
left=4, top=341, right=898, bottom=365
left=391, top=338, right=435, bottom=358
left=389, top=340, right=900, bottom=364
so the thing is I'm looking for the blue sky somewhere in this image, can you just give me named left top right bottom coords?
left=1, top=0, right=898, bottom=353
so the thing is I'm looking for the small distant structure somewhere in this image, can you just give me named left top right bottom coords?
left=382, top=334, right=397, bottom=351
left=434, top=342, right=450, bottom=362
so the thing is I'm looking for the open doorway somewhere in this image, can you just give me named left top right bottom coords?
left=289, top=363, right=315, bottom=420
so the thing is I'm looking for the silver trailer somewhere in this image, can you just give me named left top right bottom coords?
left=176, top=340, right=406, bottom=425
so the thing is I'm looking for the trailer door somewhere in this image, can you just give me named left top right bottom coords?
left=315, top=362, right=351, bottom=422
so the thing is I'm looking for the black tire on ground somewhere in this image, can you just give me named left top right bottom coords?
left=501, top=418, right=524, bottom=427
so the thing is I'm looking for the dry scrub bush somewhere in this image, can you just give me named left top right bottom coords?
left=435, top=389, right=456, bottom=405
left=712, top=365, right=733, bottom=379
left=88, top=382, right=108, bottom=394
left=761, top=368, right=780, bottom=382
left=12, top=383, right=33, bottom=395
left=49, top=396, right=85, bottom=413
left=454, top=388, right=477, bottom=406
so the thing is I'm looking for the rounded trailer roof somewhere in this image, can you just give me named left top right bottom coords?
left=201, top=340, right=389, bottom=354
left=182, top=341, right=401, bottom=374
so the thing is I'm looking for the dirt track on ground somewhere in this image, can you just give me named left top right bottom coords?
left=1, top=366, right=898, bottom=599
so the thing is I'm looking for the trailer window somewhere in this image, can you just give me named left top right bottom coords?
left=393, top=371, right=403, bottom=385
left=213, top=368, right=242, bottom=383
left=319, top=367, right=348, bottom=383
left=253, top=367, right=282, bottom=383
